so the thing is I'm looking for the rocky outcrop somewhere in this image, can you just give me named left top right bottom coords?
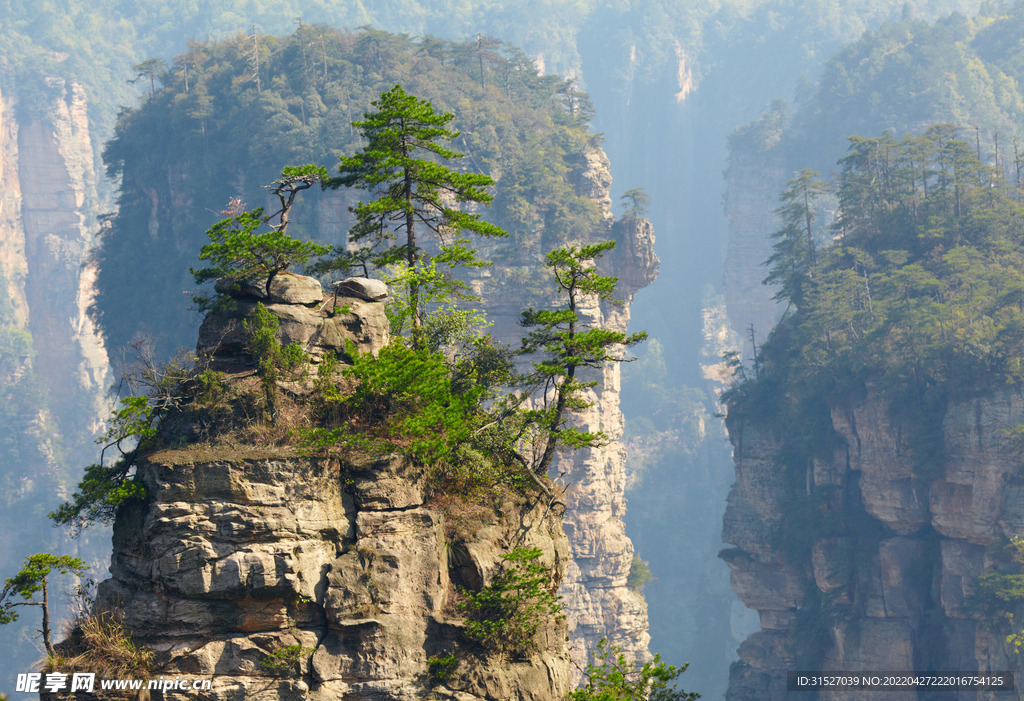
left=215, top=271, right=328, bottom=305
left=723, top=387, right=1024, bottom=700
left=197, top=274, right=389, bottom=371
left=95, top=296, right=572, bottom=701
left=556, top=214, right=656, bottom=680
left=97, top=448, right=571, bottom=701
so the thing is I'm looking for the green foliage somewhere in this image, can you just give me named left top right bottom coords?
left=626, top=557, right=655, bottom=592
left=302, top=340, right=485, bottom=465
left=0, top=554, right=89, bottom=624
left=0, top=554, right=89, bottom=656
left=98, top=27, right=599, bottom=360
left=568, top=637, right=700, bottom=701
left=335, top=84, right=505, bottom=251
left=259, top=644, right=314, bottom=675
left=195, top=369, right=228, bottom=407
left=49, top=459, right=149, bottom=534
left=726, top=127, right=1024, bottom=483
left=969, top=536, right=1024, bottom=627
left=788, top=10, right=1024, bottom=170
left=427, top=653, right=458, bottom=682
left=457, top=546, right=563, bottom=656
left=321, top=84, right=507, bottom=340
left=191, top=188, right=330, bottom=303
left=518, top=241, right=647, bottom=474
left=763, top=168, right=830, bottom=306
left=620, top=187, right=650, bottom=219
left=243, top=302, right=308, bottom=411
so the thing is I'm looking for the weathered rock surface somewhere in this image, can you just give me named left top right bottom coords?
left=96, top=446, right=572, bottom=701
left=723, top=387, right=1024, bottom=700
left=196, top=285, right=389, bottom=371
left=333, top=277, right=390, bottom=302
left=215, top=271, right=325, bottom=305
left=86, top=297, right=573, bottom=700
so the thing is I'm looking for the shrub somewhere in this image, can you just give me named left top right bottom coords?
left=260, top=644, right=314, bottom=676
left=302, top=341, right=484, bottom=465
left=457, top=546, right=563, bottom=656
left=427, top=653, right=458, bottom=682
left=627, top=557, right=655, bottom=592
left=569, top=638, right=700, bottom=701
left=244, top=302, right=307, bottom=411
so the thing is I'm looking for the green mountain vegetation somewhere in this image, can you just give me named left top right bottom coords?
left=722, top=0, right=1024, bottom=496
left=732, top=2, right=1024, bottom=184
left=96, top=26, right=604, bottom=359
left=722, top=125, right=1024, bottom=666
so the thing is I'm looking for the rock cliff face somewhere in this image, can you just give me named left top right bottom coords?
left=723, top=387, right=1024, bottom=700
left=555, top=213, right=657, bottom=679
left=0, top=80, right=112, bottom=684
left=6, top=80, right=110, bottom=427
left=464, top=147, right=658, bottom=679
left=722, top=126, right=786, bottom=357
left=95, top=288, right=573, bottom=700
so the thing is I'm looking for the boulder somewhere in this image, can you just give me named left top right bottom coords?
left=332, top=277, right=389, bottom=301
left=196, top=296, right=389, bottom=371
left=215, top=271, right=324, bottom=305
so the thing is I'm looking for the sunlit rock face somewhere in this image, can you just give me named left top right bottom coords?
left=722, top=388, right=1024, bottom=701
left=93, top=297, right=572, bottom=701
left=96, top=449, right=572, bottom=701
left=464, top=145, right=659, bottom=682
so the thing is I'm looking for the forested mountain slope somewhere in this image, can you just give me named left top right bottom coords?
left=719, top=5, right=1024, bottom=698
left=725, top=4, right=1024, bottom=341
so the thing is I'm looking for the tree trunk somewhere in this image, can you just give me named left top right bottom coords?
left=404, top=153, right=419, bottom=342
left=538, top=285, right=577, bottom=474
left=42, top=579, right=53, bottom=657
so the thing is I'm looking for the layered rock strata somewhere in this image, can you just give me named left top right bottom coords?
left=94, top=289, right=572, bottom=700
left=723, top=387, right=1024, bottom=700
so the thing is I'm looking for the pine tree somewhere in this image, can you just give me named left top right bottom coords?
left=518, top=241, right=647, bottom=475
left=326, top=85, right=507, bottom=340
left=763, top=169, right=829, bottom=307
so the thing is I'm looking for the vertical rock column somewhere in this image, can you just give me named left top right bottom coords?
left=558, top=214, right=659, bottom=680
left=722, top=136, right=786, bottom=355
left=17, top=79, right=109, bottom=430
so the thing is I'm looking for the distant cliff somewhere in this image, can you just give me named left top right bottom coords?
left=718, top=119, right=1024, bottom=699
left=0, top=79, right=111, bottom=686
left=723, top=387, right=1024, bottom=700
